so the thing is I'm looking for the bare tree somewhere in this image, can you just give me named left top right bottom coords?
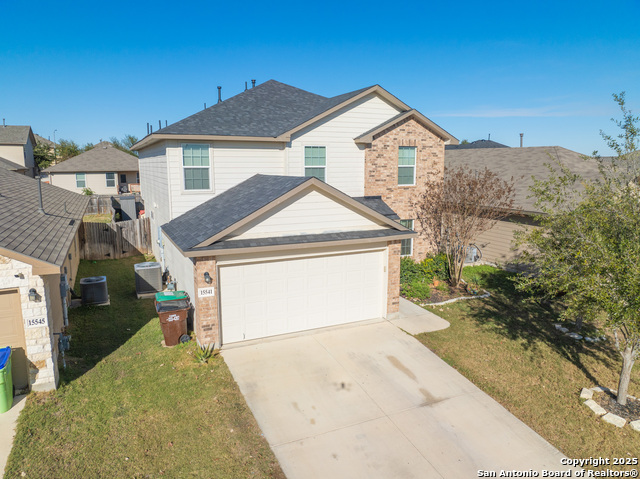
left=413, top=166, right=517, bottom=287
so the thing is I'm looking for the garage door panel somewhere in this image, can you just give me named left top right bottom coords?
left=220, top=250, right=385, bottom=344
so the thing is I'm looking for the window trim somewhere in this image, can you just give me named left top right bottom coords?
left=398, top=146, right=416, bottom=186
left=400, top=219, right=414, bottom=256
left=304, top=145, right=327, bottom=182
left=181, top=143, right=212, bottom=192
left=105, top=172, right=116, bottom=188
left=75, top=173, right=86, bottom=188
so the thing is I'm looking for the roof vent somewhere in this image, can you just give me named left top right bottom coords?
left=217, top=86, right=222, bottom=103
left=251, top=79, right=256, bottom=88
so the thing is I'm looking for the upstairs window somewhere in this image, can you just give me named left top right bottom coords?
left=400, top=220, right=414, bottom=256
left=106, top=172, right=116, bottom=187
left=398, top=146, right=416, bottom=185
left=183, top=144, right=210, bottom=190
left=76, top=173, right=86, bottom=188
left=304, top=146, right=326, bottom=182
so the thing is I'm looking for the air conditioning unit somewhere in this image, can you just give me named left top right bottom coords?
left=80, top=276, right=109, bottom=305
left=134, top=262, right=162, bottom=294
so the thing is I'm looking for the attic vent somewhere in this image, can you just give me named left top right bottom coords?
left=69, top=219, right=75, bottom=226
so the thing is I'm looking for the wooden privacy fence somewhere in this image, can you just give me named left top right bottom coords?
left=80, top=217, right=152, bottom=260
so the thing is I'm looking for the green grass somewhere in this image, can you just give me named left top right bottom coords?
left=83, top=213, right=112, bottom=224
left=415, top=265, right=640, bottom=463
left=5, top=256, right=284, bottom=479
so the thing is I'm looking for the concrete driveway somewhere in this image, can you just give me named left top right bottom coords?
left=223, top=311, right=567, bottom=478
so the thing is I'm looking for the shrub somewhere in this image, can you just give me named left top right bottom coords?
left=82, top=187, right=94, bottom=196
left=401, top=280, right=431, bottom=300
left=400, top=254, right=450, bottom=285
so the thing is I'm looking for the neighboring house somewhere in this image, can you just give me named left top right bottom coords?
left=445, top=139, right=509, bottom=150
left=445, top=146, right=600, bottom=268
left=0, top=169, right=89, bottom=391
left=133, top=79, right=456, bottom=347
left=43, top=142, right=140, bottom=195
left=0, top=125, right=36, bottom=177
left=0, top=156, right=29, bottom=175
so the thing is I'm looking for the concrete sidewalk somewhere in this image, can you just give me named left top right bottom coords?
left=224, top=313, right=569, bottom=478
left=0, top=395, right=26, bottom=477
left=389, top=298, right=450, bottom=334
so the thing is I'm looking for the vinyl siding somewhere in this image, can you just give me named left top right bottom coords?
left=139, top=141, right=171, bottom=260
left=0, top=145, right=27, bottom=166
left=162, top=232, right=196, bottom=307
left=48, top=172, right=120, bottom=195
left=288, top=93, right=402, bottom=196
left=228, top=190, right=388, bottom=240
left=472, top=215, right=539, bottom=267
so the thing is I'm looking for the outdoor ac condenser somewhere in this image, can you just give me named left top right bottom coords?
left=134, top=262, right=162, bottom=294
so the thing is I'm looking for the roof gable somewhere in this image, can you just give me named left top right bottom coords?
left=0, top=125, right=35, bottom=146
left=44, top=142, right=139, bottom=173
left=162, top=174, right=411, bottom=254
left=354, top=110, right=458, bottom=144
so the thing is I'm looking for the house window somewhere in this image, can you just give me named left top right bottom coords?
left=120, top=173, right=127, bottom=183
left=400, top=219, right=414, bottom=256
left=183, top=144, right=210, bottom=190
left=136, top=172, right=140, bottom=183
left=304, top=146, right=326, bottom=182
left=398, top=147, right=416, bottom=185
left=76, top=173, right=86, bottom=188
left=106, top=172, right=116, bottom=187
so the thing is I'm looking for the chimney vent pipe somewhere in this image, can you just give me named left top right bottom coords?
left=217, top=86, right=222, bottom=103
left=520, top=133, right=524, bottom=148
left=36, top=176, right=45, bottom=214
left=251, top=79, right=256, bottom=88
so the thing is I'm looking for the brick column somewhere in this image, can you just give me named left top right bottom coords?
left=193, top=256, right=219, bottom=347
left=387, top=241, right=401, bottom=317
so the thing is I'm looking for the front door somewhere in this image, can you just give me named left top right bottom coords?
left=0, top=289, right=29, bottom=389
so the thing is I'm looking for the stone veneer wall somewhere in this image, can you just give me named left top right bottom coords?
left=193, top=256, right=219, bottom=347
left=0, top=255, right=59, bottom=391
left=364, top=117, right=445, bottom=260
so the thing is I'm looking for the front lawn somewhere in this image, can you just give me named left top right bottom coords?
left=5, top=256, right=284, bottom=479
left=415, top=265, right=640, bottom=461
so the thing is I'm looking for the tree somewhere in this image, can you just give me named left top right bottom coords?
left=109, top=134, right=139, bottom=156
left=515, top=92, right=640, bottom=405
left=33, top=141, right=55, bottom=170
left=57, top=139, right=82, bottom=161
left=413, top=166, right=517, bottom=287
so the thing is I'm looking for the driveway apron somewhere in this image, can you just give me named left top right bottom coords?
left=223, top=320, right=567, bottom=478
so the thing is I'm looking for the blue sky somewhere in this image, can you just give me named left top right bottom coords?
left=2, top=0, right=639, bottom=155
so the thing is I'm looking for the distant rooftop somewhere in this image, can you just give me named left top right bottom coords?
left=445, top=139, right=510, bottom=150
left=44, top=141, right=139, bottom=173
left=0, top=125, right=35, bottom=146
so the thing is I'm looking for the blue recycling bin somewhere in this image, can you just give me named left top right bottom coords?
left=0, top=347, right=13, bottom=413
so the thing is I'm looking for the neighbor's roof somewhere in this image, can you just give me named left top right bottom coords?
left=0, top=157, right=28, bottom=172
left=44, top=142, right=139, bottom=173
left=445, top=139, right=509, bottom=150
left=445, top=146, right=601, bottom=213
left=34, top=134, right=55, bottom=147
left=0, top=125, right=35, bottom=146
left=132, top=80, right=457, bottom=150
left=0, top=169, right=89, bottom=272
left=162, top=174, right=412, bottom=255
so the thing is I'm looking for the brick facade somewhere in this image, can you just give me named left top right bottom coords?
left=0, top=255, right=59, bottom=391
left=386, top=241, right=401, bottom=317
left=364, top=116, right=445, bottom=260
left=193, top=256, right=219, bottom=347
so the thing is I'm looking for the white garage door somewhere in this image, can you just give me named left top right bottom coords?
left=219, top=249, right=385, bottom=343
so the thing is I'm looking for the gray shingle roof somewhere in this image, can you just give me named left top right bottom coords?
left=152, top=80, right=374, bottom=138
left=445, top=146, right=601, bottom=213
left=0, top=157, right=28, bottom=172
left=0, top=126, right=32, bottom=145
left=0, top=169, right=89, bottom=267
left=34, top=134, right=55, bottom=147
left=44, top=142, right=139, bottom=173
left=190, top=229, right=410, bottom=252
left=353, top=196, right=400, bottom=220
left=162, top=174, right=405, bottom=253
left=445, top=139, right=509, bottom=150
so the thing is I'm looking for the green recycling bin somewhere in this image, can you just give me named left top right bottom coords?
left=0, top=347, right=13, bottom=414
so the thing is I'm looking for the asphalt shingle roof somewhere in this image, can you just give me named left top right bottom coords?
left=445, top=139, right=510, bottom=150
left=153, top=80, right=374, bottom=138
left=445, top=146, right=601, bottom=213
left=0, top=169, right=89, bottom=266
left=162, top=174, right=405, bottom=252
left=0, top=157, right=28, bottom=172
left=44, top=142, right=139, bottom=173
left=0, top=126, right=32, bottom=145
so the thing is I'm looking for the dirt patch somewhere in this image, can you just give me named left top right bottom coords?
left=403, top=284, right=482, bottom=304
left=594, top=391, right=640, bottom=422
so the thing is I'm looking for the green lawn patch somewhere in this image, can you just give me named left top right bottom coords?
left=83, top=213, right=112, bottom=224
left=415, top=265, right=640, bottom=462
left=5, top=256, right=284, bottom=479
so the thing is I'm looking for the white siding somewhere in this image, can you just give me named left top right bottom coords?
left=139, top=141, right=171, bottom=261
left=228, top=190, right=388, bottom=240
left=165, top=140, right=286, bottom=218
left=0, top=145, right=26, bottom=166
left=288, top=93, right=402, bottom=196
left=162, top=232, right=196, bottom=303
left=49, top=172, right=120, bottom=195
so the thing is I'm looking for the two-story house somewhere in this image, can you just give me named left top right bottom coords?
left=133, top=80, right=457, bottom=347
left=0, top=125, right=37, bottom=177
